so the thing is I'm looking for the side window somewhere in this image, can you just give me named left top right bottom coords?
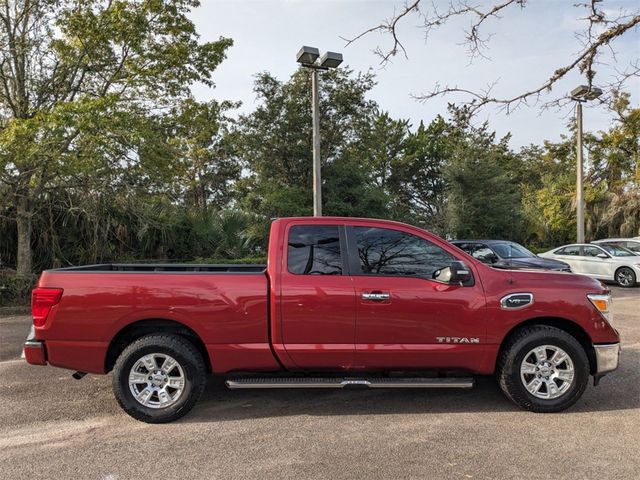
left=454, top=243, right=473, bottom=254
left=558, top=246, right=580, bottom=256
left=583, top=246, right=603, bottom=257
left=472, top=246, right=497, bottom=263
left=288, top=225, right=342, bottom=275
left=354, top=227, right=454, bottom=277
left=623, top=242, right=640, bottom=253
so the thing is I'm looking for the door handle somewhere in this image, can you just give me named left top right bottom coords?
left=362, top=291, right=390, bottom=301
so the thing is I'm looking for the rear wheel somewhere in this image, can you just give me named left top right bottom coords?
left=112, top=334, right=206, bottom=423
left=615, top=267, right=636, bottom=288
left=497, top=326, right=589, bottom=412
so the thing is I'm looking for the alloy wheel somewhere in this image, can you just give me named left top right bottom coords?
left=128, top=353, right=185, bottom=409
left=520, top=345, right=575, bottom=400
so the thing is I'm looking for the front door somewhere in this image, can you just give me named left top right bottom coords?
left=580, top=245, right=613, bottom=279
left=347, top=226, right=487, bottom=371
left=278, top=224, right=356, bottom=370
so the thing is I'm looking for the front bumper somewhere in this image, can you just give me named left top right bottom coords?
left=594, top=343, right=620, bottom=374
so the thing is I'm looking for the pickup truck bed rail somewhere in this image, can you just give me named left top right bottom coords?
left=45, top=263, right=266, bottom=273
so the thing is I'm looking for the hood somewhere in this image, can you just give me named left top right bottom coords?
left=495, top=256, right=570, bottom=271
left=491, top=267, right=607, bottom=293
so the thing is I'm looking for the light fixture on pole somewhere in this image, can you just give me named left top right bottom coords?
left=296, top=46, right=343, bottom=217
left=570, top=85, right=603, bottom=243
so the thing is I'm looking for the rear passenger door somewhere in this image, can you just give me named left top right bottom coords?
left=554, top=245, right=583, bottom=272
left=278, top=224, right=356, bottom=370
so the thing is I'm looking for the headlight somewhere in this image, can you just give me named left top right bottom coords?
left=587, top=293, right=613, bottom=324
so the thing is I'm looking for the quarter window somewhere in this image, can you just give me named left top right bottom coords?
left=354, top=227, right=453, bottom=277
left=287, top=225, right=343, bottom=275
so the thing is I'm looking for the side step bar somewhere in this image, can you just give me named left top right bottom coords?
left=226, top=377, right=474, bottom=389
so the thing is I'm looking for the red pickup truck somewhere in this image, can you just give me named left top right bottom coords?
left=24, top=217, right=620, bottom=423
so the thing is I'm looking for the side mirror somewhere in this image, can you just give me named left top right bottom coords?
left=596, top=253, right=608, bottom=259
left=433, top=261, right=473, bottom=285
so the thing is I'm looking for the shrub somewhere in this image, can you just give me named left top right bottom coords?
left=0, top=272, right=37, bottom=306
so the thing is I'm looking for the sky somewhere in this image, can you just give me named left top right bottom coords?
left=189, top=0, right=640, bottom=149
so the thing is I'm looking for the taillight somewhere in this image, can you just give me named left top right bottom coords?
left=32, top=288, right=63, bottom=327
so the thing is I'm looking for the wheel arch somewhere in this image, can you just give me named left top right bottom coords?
left=614, top=265, right=636, bottom=286
left=105, top=319, right=212, bottom=374
left=496, top=317, right=597, bottom=374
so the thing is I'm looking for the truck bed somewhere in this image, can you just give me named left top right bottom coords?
left=35, top=266, right=277, bottom=374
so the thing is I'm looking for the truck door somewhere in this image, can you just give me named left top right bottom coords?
left=347, top=225, right=487, bottom=371
left=278, top=224, right=356, bottom=369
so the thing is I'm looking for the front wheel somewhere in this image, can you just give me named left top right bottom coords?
left=112, top=334, right=206, bottom=423
left=615, top=267, right=637, bottom=288
left=497, top=326, right=589, bottom=412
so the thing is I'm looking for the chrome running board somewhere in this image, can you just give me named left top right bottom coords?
left=225, top=377, right=474, bottom=389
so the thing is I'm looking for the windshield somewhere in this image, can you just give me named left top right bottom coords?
left=600, top=245, right=636, bottom=257
left=491, top=242, right=535, bottom=259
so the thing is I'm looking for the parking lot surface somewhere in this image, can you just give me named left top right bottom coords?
left=1, top=287, right=639, bottom=480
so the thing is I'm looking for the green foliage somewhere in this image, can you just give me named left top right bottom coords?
left=234, top=68, right=379, bottom=220
left=441, top=108, right=523, bottom=240
left=0, top=0, right=233, bottom=274
left=0, top=273, right=37, bottom=306
left=389, top=118, right=451, bottom=232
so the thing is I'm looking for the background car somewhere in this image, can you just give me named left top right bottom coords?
left=592, top=238, right=640, bottom=254
left=539, top=243, right=640, bottom=287
left=451, top=240, right=571, bottom=272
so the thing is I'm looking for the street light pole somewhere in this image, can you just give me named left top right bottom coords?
left=570, top=85, right=602, bottom=244
left=311, top=69, right=322, bottom=217
left=296, top=46, right=343, bottom=217
left=576, top=101, right=584, bottom=243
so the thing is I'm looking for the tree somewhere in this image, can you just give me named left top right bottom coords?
left=344, top=1, right=639, bottom=112
left=443, top=107, right=523, bottom=240
left=167, top=98, right=240, bottom=214
left=518, top=140, right=577, bottom=246
left=0, top=0, right=232, bottom=274
left=233, top=68, right=379, bottom=222
left=389, top=118, right=449, bottom=232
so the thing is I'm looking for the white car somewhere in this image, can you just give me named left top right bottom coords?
left=539, top=243, right=640, bottom=287
left=592, top=238, right=640, bottom=255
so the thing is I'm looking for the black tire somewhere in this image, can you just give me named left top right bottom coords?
left=497, top=325, right=589, bottom=413
left=615, top=267, right=637, bottom=288
left=112, top=334, right=206, bottom=423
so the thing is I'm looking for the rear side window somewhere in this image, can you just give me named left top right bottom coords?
left=472, top=246, right=497, bottom=263
left=354, top=227, right=453, bottom=277
left=557, top=246, right=580, bottom=256
left=625, top=242, right=640, bottom=253
left=287, top=225, right=342, bottom=275
left=454, top=243, right=474, bottom=254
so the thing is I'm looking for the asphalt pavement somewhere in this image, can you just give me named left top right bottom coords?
left=1, top=287, right=638, bottom=480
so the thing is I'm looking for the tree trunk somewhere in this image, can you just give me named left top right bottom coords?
left=16, top=194, right=33, bottom=276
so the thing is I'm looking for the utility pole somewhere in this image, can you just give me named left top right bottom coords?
left=576, top=101, right=584, bottom=243
left=570, top=85, right=602, bottom=243
left=311, top=69, right=322, bottom=217
left=296, top=46, right=343, bottom=217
